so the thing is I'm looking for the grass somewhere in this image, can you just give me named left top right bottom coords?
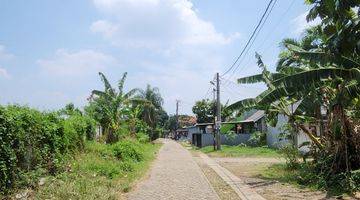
left=258, top=163, right=359, bottom=197
left=198, top=145, right=281, bottom=158
left=258, top=163, right=302, bottom=186
left=34, top=140, right=161, bottom=199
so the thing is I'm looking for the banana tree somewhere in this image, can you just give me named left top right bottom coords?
left=227, top=53, right=324, bottom=148
left=89, top=72, right=142, bottom=143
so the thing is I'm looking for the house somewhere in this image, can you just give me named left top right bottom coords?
left=189, top=110, right=267, bottom=148
left=175, top=128, right=189, bottom=140
left=266, top=102, right=326, bottom=152
left=187, top=106, right=321, bottom=152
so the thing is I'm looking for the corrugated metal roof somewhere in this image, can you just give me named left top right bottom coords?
left=245, top=110, right=265, bottom=122
left=195, top=123, right=214, bottom=126
left=185, top=111, right=266, bottom=129
left=222, top=110, right=265, bottom=124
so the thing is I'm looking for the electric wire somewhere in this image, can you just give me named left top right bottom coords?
left=225, top=0, right=278, bottom=81
left=221, top=0, right=276, bottom=77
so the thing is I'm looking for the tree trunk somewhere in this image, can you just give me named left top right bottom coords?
left=297, top=123, right=324, bottom=149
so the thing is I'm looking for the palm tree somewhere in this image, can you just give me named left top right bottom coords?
left=136, top=84, right=165, bottom=140
left=136, top=84, right=164, bottom=127
left=89, top=72, right=139, bottom=143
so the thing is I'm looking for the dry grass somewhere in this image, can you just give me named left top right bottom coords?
left=194, top=157, right=241, bottom=200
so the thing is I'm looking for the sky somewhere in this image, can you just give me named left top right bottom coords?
left=0, top=0, right=314, bottom=115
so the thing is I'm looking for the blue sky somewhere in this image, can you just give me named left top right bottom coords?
left=0, top=0, right=314, bottom=115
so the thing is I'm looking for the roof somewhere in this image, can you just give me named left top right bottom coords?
left=195, top=123, right=214, bottom=126
left=245, top=110, right=265, bottom=122
left=223, top=110, right=265, bottom=124
left=176, top=128, right=188, bottom=132
left=185, top=111, right=266, bottom=129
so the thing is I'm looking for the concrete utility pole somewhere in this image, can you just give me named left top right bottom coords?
left=212, top=88, right=216, bottom=151
left=216, top=73, right=222, bottom=150
left=175, top=100, right=180, bottom=131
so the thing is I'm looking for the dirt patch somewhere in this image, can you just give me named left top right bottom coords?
left=194, top=157, right=241, bottom=200
left=216, top=157, right=340, bottom=200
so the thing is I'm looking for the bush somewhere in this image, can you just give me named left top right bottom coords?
left=247, top=131, right=266, bottom=146
left=0, top=105, right=95, bottom=195
left=136, top=132, right=150, bottom=143
left=62, top=115, right=96, bottom=151
left=112, top=140, right=143, bottom=162
left=279, top=144, right=301, bottom=169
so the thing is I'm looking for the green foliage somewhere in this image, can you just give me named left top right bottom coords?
left=192, top=99, right=215, bottom=123
left=88, top=73, right=168, bottom=142
left=279, top=144, right=301, bottom=169
left=227, top=1, right=360, bottom=193
left=136, top=84, right=167, bottom=129
left=34, top=141, right=161, bottom=199
left=89, top=72, right=140, bottom=143
left=62, top=114, right=96, bottom=151
left=112, top=140, right=144, bottom=162
left=262, top=161, right=360, bottom=195
left=0, top=105, right=95, bottom=195
left=248, top=131, right=267, bottom=146
left=136, top=132, right=150, bottom=143
left=192, top=99, right=230, bottom=123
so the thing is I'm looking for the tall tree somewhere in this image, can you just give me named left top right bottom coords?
left=88, top=72, right=139, bottom=143
left=192, top=99, right=214, bottom=123
left=228, top=0, right=360, bottom=178
left=192, top=99, right=231, bottom=123
left=136, top=84, right=164, bottom=128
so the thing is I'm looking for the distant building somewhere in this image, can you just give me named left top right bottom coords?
left=185, top=107, right=322, bottom=152
left=175, top=128, right=189, bottom=140
left=188, top=110, right=266, bottom=148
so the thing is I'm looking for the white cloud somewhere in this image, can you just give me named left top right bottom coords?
left=0, top=45, right=13, bottom=79
left=91, top=0, right=240, bottom=48
left=0, top=45, right=14, bottom=60
left=89, top=0, right=242, bottom=114
left=292, top=11, right=321, bottom=36
left=0, top=67, right=11, bottom=79
left=37, top=49, right=116, bottom=76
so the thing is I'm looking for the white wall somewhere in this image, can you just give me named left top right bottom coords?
left=266, top=114, right=313, bottom=153
left=266, top=114, right=290, bottom=148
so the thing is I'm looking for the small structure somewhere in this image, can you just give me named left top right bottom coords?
left=175, top=128, right=189, bottom=140
left=188, top=123, right=214, bottom=148
left=189, top=110, right=266, bottom=148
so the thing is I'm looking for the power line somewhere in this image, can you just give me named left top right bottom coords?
left=225, top=0, right=278, bottom=80
left=220, top=76, right=265, bottom=90
left=221, top=0, right=277, bottom=77
left=256, top=0, right=296, bottom=52
left=221, top=85, right=243, bottom=98
left=204, top=85, right=212, bottom=100
left=226, top=0, right=296, bottom=81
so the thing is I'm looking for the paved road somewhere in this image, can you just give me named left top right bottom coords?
left=128, top=139, right=219, bottom=200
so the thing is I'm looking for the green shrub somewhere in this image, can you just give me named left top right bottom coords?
left=112, top=140, right=143, bottom=162
left=136, top=132, right=150, bottom=143
left=248, top=131, right=266, bottom=146
left=119, top=161, right=135, bottom=172
left=0, top=105, right=95, bottom=195
left=62, top=115, right=95, bottom=152
left=279, top=144, right=301, bottom=169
